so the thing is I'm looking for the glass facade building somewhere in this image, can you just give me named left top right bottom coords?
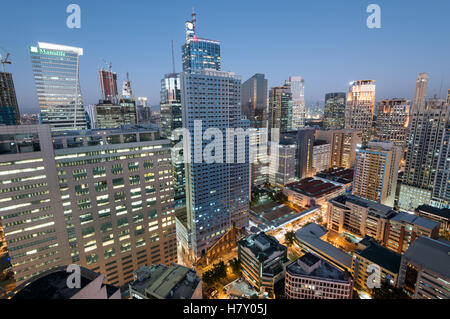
left=30, top=42, right=86, bottom=131
left=324, top=92, right=346, bottom=129
left=0, top=72, right=20, bottom=125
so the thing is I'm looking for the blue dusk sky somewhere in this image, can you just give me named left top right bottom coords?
left=1, top=0, right=449, bottom=112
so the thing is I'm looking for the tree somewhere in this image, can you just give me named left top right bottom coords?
left=371, top=283, right=410, bottom=299
left=284, top=231, right=295, bottom=247
left=229, top=258, right=241, bottom=276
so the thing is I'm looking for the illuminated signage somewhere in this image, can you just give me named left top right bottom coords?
left=30, top=46, right=66, bottom=57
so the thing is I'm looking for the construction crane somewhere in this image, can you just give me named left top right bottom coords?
left=100, top=58, right=112, bottom=71
left=0, top=52, right=11, bottom=73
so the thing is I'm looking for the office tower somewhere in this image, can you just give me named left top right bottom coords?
left=241, top=74, right=268, bottom=128
left=94, top=100, right=137, bottom=129
left=268, top=85, right=292, bottom=134
left=345, top=80, right=376, bottom=144
left=84, top=105, right=96, bottom=129
left=0, top=124, right=176, bottom=287
left=288, top=76, right=306, bottom=129
left=0, top=72, right=20, bottom=125
left=353, top=141, right=401, bottom=206
left=241, top=74, right=269, bottom=187
left=398, top=237, right=450, bottom=299
left=415, top=205, right=450, bottom=238
left=159, top=73, right=185, bottom=208
left=160, top=73, right=182, bottom=139
left=285, top=253, right=353, bottom=299
left=386, top=212, right=439, bottom=254
left=98, top=69, right=118, bottom=103
left=398, top=98, right=449, bottom=212
left=11, top=266, right=120, bottom=299
left=374, top=99, right=410, bottom=147
left=432, top=119, right=450, bottom=208
left=30, top=43, right=86, bottom=131
left=129, top=264, right=202, bottom=299
left=315, top=129, right=363, bottom=169
left=268, top=142, right=296, bottom=188
left=280, top=128, right=315, bottom=179
left=327, top=195, right=396, bottom=242
left=136, top=97, right=151, bottom=124
left=312, top=140, right=331, bottom=174
left=182, top=12, right=221, bottom=71
left=238, top=233, right=289, bottom=297
left=351, top=237, right=402, bottom=293
left=177, top=69, right=250, bottom=263
left=323, top=93, right=346, bottom=129
left=411, top=73, right=428, bottom=113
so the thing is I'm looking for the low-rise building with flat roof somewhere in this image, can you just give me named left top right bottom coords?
left=351, top=237, right=402, bottom=293
left=294, top=223, right=352, bottom=271
left=129, top=264, right=202, bottom=299
left=315, top=167, right=354, bottom=189
left=398, top=237, right=450, bottom=299
left=238, top=233, right=289, bottom=297
left=284, top=177, right=346, bottom=208
left=386, top=212, right=439, bottom=254
left=415, top=205, right=450, bottom=238
left=327, top=194, right=396, bottom=243
left=285, top=253, right=353, bottom=299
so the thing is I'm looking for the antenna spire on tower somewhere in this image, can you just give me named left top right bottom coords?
left=192, top=7, right=197, bottom=34
left=171, top=40, right=176, bottom=74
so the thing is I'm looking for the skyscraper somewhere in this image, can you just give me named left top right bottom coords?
left=399, top=98, right=449, bottom=212
left=241, top=74, right=268, bottom=129
left=98, top=69, right=118, bottom=103
left=160, top=73, right=185, bottom=208
left=432, top=111, right=450, bottom=208
left=280, top=128, right=315, bottom=180
left=181, top=11, right=221, bottom=72
left=178, top=69, right=250, bottom=263
left=175, top=14, right=249, bottom=263
left=241, top=74, right=269, bottom=187
left=374, top=99, right=410, bottom=147
left=315, top=129, right=363, bottom=169
left=323, top=92, right=346, bottom=129
left=0, top=124, right=176, bottom=287
left=268, top=85, right=292, bottom=134
left=288, top=76, right=306, bottom=129
left=345, top=80, right=376, bottom=144
left=353, top=141, right=401, bottom=207
left=160, top=73, right=182, bottom=139
left=411, top=73, right=428, bottom=113
left=30, top=42, right=86, bottom=131
left=0, top=69, right=20, bottom=125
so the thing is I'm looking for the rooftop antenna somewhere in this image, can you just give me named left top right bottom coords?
left=171, top=40, right=176, bottom=73
left=192, top=7, right=197, bottom=34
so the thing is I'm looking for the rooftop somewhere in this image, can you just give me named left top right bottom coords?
left=355, top=240, right=402, bottom=274
left=416, top=205, right=450, bottom=220
left=286, top=177, right=344, bottom=198
left=315, top=167, right=354, bottom=184
left=287, top=253, right=351, bottom=283
left=391, top=212, right=440, bottom=230
left=403, top=237, right=450, bottom=279
left=129, top=264, right=200, bottom=299
left=12, top=266, right=119, bottom=299
left=330, top=194, right=395, bottom=218
left=239, top=233, right=287, bottom=263
left=295, top=223, right=352, bottom=269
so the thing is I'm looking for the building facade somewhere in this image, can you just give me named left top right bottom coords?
left=98, top=69, right=118, bottom=103
left=374, top=99, right=410, bottom=147
left=280, top=129, right=315, bottom=180
left=352, top=141, right=401, bottom=207
left=323, top=93, right=346, bottom=129
left=345, top=80, right=376, bottom=144
left=0, top=124, right=177, bottom=287
left=285, top=253, right=353, bottom=299
left=312, top=141, right=331, bottom=174
left=30, top=43, right=86, bottom=131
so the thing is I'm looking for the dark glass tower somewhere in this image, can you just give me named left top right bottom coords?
left=0, top=72, right=20, bottom=125
left=241, top=74, right=268, bottom=129
left=324, top=92, right=346, bottom=129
